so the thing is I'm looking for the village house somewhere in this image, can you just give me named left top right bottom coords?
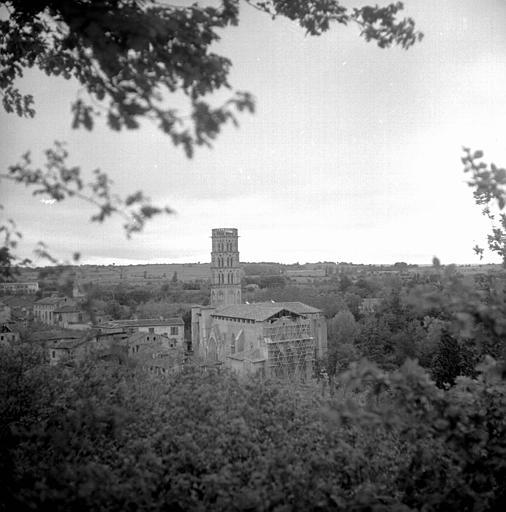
left=121, top=331, right=172, bottom=357
left=0, top=281, right=39, bottom=294
left=48, top=335, right=90, bottom=365
left=46, top=329, right=128, bottom=365
left=33, top=296, right=77, bottom=325
left=98, top=318, right=185, bottom=347
left=0, top=323, right=20, bottom=344
left=53, top=304, right=85, bottom=328
left=0, top=296, right=34, bottom=324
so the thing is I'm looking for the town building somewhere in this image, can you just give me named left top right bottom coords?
left=98, top=318, right=185, bottom=347
left=33, top=296, right=77, bottom=325
left=0, top=296, right=34, bottom=324
left=0, top=323, right=20, bottom=344
left=118, top=331, right=185, bottom=373
left=48, top=334, right=90, bottom=365
left=192, top=228, right=327, bottom=378
left=53, top=304, right=85, bottom=328
left=0, top=281, right=39, bottom=294
left=47, top=329, right=128, bottom=365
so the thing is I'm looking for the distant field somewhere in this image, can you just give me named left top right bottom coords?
left=14, top=261, right=502, bottom=287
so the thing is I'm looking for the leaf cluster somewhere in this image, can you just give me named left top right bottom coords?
left=1, top=346, right=504, bottom=511
left=463, top=148, right=506, bottom=265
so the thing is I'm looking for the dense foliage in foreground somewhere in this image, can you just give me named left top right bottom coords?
left=1, top=346, right=505, bottom=512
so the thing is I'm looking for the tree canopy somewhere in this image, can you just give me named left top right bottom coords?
left=1, top=0, right=422, bottom=153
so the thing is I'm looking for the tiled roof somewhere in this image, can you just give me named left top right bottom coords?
left=50, top=337, right=89, bottom=350
left=105, top=317, right=184, bottom=328
left=120, top=331, right=169, bottom=345
left=213, top=301, right=321, bottom=322
left=35, top=296, right=66, bottom=305
left=31, top=329, right=82, bottom=343
left=270, top=302, right=322, bottom=314
left=0, top=296, right=36, bottom=309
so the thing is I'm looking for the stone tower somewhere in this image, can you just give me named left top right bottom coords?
left=210, top=228, right=242, bottom=307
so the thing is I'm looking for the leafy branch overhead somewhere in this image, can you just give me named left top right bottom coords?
left=2, top=141, right=173, bottom=238
left=462, top=148, right=506, bottom=265
left=1, top=0, right=422, bottom=156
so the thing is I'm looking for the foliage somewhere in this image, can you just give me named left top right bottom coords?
left=4, top=142, right=174, bottom=239
left=463, top=147, right=506, bottom=265
left=327, top=310, right=359, bottom=374
left=1, top=344, right=504, bottom=511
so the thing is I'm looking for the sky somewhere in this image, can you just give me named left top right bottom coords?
left=1, top=0, right=506, bottom=266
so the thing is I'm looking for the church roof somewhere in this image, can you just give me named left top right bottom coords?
left=213, top=301, right=321, bottom=322
left=270, top=302, right=321, bottom=315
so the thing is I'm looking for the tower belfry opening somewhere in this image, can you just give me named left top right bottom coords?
left=210, top=228, right=242, bottom=307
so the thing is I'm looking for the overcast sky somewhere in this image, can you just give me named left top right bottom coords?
left=1, top=0, right=506, bottom=266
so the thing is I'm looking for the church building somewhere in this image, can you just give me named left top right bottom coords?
left=191, top=228, right=327, bottom=378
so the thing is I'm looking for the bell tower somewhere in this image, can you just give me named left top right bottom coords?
left=210, top=228, right=242, bottom=307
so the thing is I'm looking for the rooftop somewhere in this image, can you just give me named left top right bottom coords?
left=121, top=331, right=169, bottom=345
left=50, top=337, right=89, bottom=350
left=35, top=296, right=67, bottom=305
left=213, top=301, right=321, bottom=322
left=104, top=317, right=184, bottom=328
